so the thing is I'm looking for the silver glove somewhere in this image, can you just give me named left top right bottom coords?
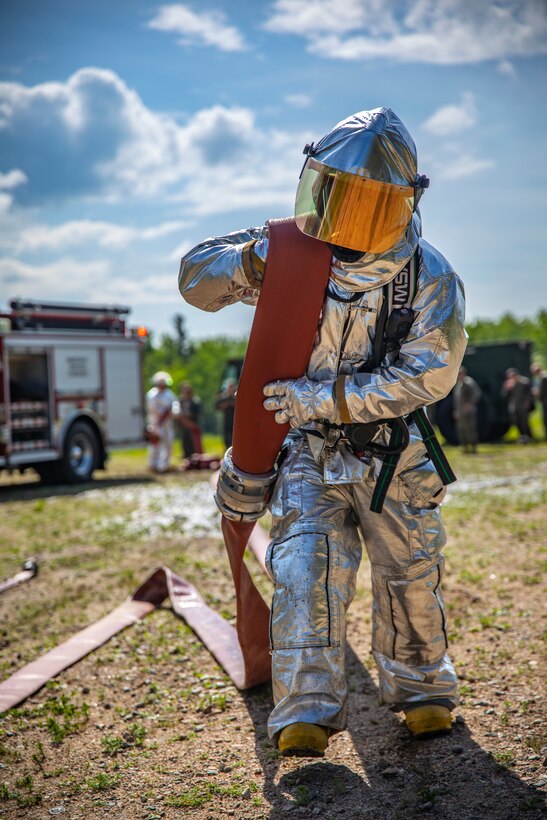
left=263, top=378, right=338, bottom=428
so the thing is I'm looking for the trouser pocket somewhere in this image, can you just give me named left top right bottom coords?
left=372, top=560, right=448, bottom=666
left=267, top=528, right=340, bottom=650
left=399, top=459, right=447, bottom=562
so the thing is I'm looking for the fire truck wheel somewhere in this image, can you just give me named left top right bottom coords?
left=60, top=421, right=99, bottom=483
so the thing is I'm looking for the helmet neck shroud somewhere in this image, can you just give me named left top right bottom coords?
left=328, top=243, right=365, bottom=263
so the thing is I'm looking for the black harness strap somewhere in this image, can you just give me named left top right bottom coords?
left=369, top=418, right=407, bottom=513
left=411, top=408, right=457, bottom=485
left=367, top=248, right=456, bottom=513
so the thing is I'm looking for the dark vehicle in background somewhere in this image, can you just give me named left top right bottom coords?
left=433, top=340, right=533, bottom=444
left=220, top=358, right=244, bottom=392
left=222, top=342, right=534, bottom=446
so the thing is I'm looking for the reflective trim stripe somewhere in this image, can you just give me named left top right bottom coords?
left=335, top=374, right=352, bottom=423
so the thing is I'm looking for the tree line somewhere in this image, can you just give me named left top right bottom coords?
left=143, top=310, right=547, bottom=434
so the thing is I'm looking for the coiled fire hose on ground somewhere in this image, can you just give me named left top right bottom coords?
left=0, top=218, right=332, bottom=713
left=0, top=528, right=269, bottom=714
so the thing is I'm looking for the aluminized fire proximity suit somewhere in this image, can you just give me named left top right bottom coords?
left=179, top=108, right=467, bottom=741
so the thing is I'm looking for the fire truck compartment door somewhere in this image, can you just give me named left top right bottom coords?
left=54, top=347, right=100, bottom=394
left=104, top=346, right=143, bottom=443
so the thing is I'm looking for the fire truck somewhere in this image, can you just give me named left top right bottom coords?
left=0, top=299, right=147, bottom=484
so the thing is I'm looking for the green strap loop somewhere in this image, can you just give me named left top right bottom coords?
left=369, top=409, right=457, bottom=515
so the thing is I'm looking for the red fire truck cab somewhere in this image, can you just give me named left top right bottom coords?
left=0, top=299, right=146, bottom=483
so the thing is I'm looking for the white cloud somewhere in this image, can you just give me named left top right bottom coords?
left=147, top=4, right=247, bottom=52
left=424, top=141, right=496, bottom=181
left=0, top=68, right=304, bottom=215
left=420, top=96, right=495, bottom=180
left=498, top=59, right=517, bottom=77
left=9, top=219, right=186, bottom=253
left=0, top=169, right=27, bottom=190
left=422, top=93, right=477, bottom=136
left=264, top=0, right=370, bottom=36
left=438, top=155, right=496, bottom=180
left=0, top=256, right=111, bottom=300
left=0, top=255, right=181, bottom=309
left=264, top=0, right=547, bottom=65
left=0, top=193, right=13, bottom=214
left=284, top=93, right=313, bottom=108
left=170, top=124, right=300, bottom=217
left=168, top=239, right=194, bottom=262
left=0, top=169, right=27, bottom=212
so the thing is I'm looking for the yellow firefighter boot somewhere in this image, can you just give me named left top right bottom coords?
left=278, top=722, right=329, bottom=757
left=404, top=705, right=453, bottom=737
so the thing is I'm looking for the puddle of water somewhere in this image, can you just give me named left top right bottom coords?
left=83, top=471, right=546, bottom=536
left=83, top=481, right=222, bottom=538
left=445, top=474, right=546, bottom=504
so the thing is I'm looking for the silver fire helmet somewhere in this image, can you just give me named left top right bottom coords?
left=295, top=108, right=429, bottom=254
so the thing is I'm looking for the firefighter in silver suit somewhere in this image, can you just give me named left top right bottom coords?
left=179, top=108, right=467, bottom=756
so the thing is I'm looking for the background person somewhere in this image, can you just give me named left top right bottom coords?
left=176, top=382, right=202, bottom=459
left=179, top=108, right=467, bottom=757
left=453, top=366, right=482, bottom=453
left=145, top=371, right=176, bottom=473
left=215, top=379, right=237, bottom=450
left=502, top=367, right=534, bottom=443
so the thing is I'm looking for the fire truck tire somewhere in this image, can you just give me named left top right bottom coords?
left=59, top=421, right=99, bottom=483
left=36, top=422, right=98, bottom=484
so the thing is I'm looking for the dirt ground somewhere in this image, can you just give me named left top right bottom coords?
left=0, top=443, right=546, bottom=819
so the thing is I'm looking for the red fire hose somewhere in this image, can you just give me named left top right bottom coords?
left=221, top=216, right=331, bottom=688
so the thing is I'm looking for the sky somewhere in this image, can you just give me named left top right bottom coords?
left=1, top=0, right=546, bottom=342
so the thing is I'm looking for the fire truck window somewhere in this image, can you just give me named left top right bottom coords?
left=8, top=353, right=49, bottom=401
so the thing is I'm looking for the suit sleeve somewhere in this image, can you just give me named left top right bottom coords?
left=339, top=269, right=468, bottom=423
left=178, top=226, right=268, bottom=312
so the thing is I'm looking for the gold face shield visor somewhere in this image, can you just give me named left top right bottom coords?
left=295, top=157, right=415, bottom=254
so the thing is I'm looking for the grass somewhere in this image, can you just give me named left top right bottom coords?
left=86, top=772, right=120, bottom=792
left=166, top=781, right=256, bottom=808
left=101, top=724, right=147, bottom=755
left=0, top=439, right=545, bottom=817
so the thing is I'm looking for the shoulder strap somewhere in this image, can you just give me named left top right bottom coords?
left=387, top=246, right=419, bottom=313
left=371, top=248, right=419, bottom=372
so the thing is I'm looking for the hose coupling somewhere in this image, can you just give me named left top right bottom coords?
left=214, top=447, right=278, bottom=523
